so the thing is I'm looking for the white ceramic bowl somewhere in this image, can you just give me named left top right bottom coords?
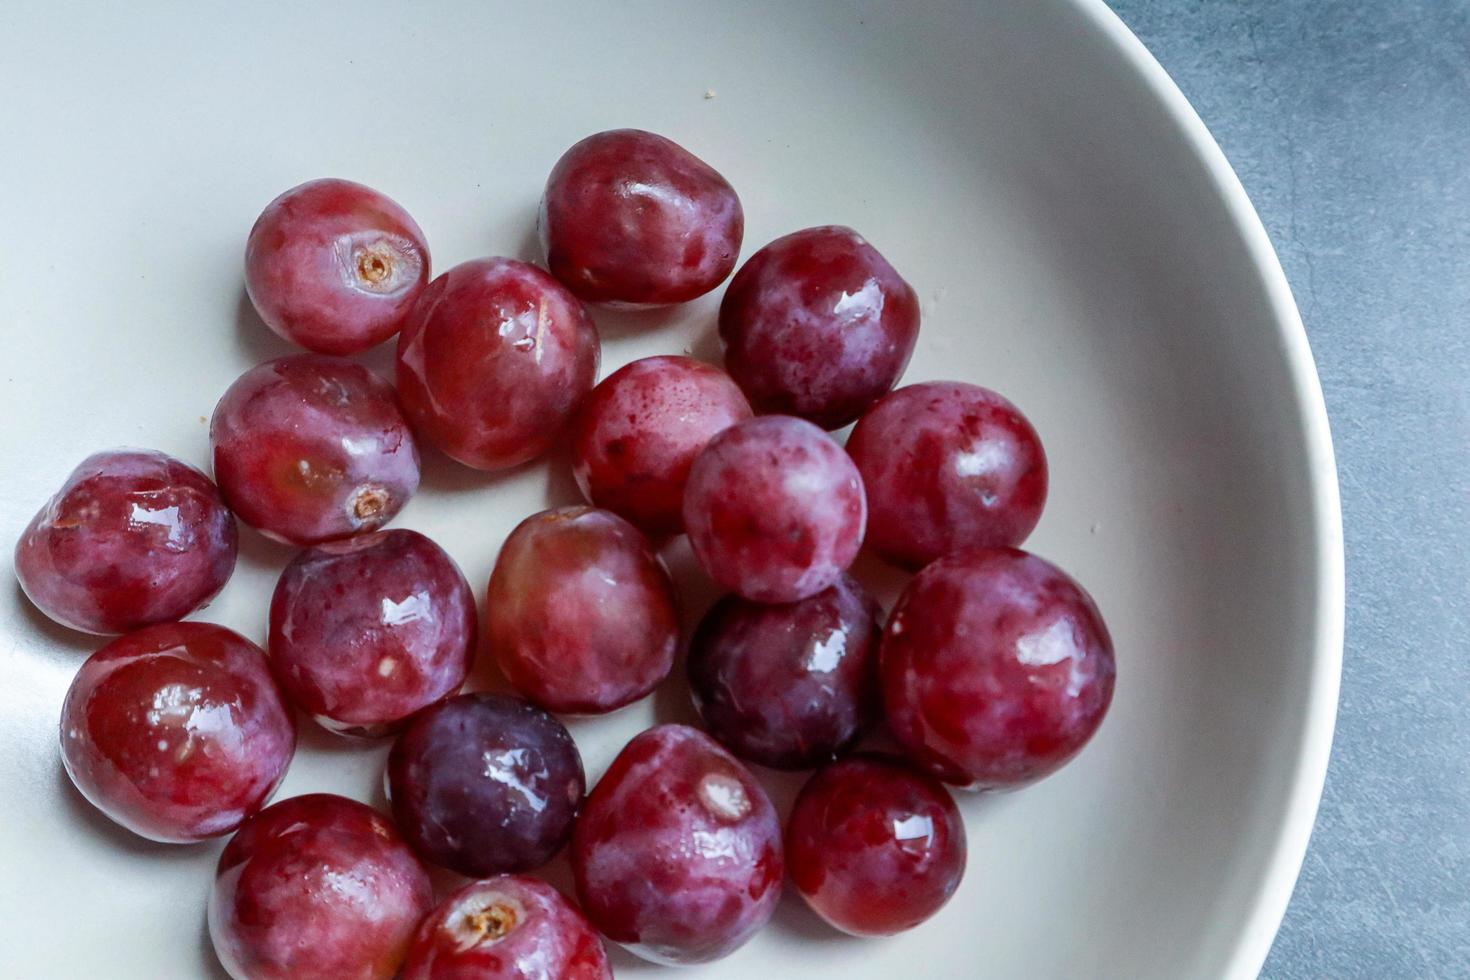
left=0, top=1, right=1342, bottom=977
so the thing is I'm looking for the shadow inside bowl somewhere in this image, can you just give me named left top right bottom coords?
left=588, top=303, right=689, bottom=341
left=12, top=582, right=97, bottom=659
left=55, top=763, right=205, bottom=863
left=231, top=286, right=297, bottom=365
left=233, top=524, right=298, bottom=574
left=767, top=887, right=860, bottom=948
left=195, top=909, right=232, bottom=980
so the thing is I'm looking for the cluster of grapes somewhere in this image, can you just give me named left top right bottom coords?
left=17, top=128, right=1115, bottom=979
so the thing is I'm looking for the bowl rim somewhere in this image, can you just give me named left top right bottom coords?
left=1076, top=1, right=1346, bottom=976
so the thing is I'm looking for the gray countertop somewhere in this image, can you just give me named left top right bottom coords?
left=1108, top=1, right=1470, bottom=976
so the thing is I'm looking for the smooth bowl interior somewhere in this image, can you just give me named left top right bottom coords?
left=0, top=1, right=1340, bottom=978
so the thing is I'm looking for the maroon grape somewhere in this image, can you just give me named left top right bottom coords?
left=540, top=129, right=743, bottom=306
left=848, top=381, right=1047, bottom=569
left=688, top=575, right=881, bottom=770
left=785, top=755, right=966, bottom=936
left=570, top=355, right=752, bottom=535
left=210, top=354, right=419, bottom=545
left=683, top=415, right=866, bottom=603
left=719, top=225, right=920, bottom=429
left=209, top=793, right=433, bottom=980
left=488, top=507, right=678, bottom=714
left=60, top=623, right=294, bottom=843
left=572, top=724, right=783, bottom=965
left=268, top=529, right=475, bottom=736
left=881, top=548, right=1116, bottom=789
left=395, top=257, right=600, bottom=471
left=15, top=449, right=237, bottom=634
left=245, top=178, right=430, bottom=355
left=401, top=876, right=612, bottom=980
left=387, top=693, right=584, bottom=877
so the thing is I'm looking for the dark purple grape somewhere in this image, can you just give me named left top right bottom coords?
left=688, top=575, right=882, bottom=769
left=386, top=693, right=584, bottom=876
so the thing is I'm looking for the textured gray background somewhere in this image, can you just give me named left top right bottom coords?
left=1108, top=1, right=1470, bottom=976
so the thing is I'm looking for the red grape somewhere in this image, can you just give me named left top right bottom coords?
left=785, top=755, right=966, bottom=936
left=267, top=529, right=475, bottom=736
left=719, top=225, right=920, bottom=429
left=396, top=257, right=600, bottom=470
left=245, top=178, right=430, bottom=355
left=488, top=506, right=678, bottom=714
left=540, top=129, right=743, bottom=306
left=572, top=724, right=783, bottom=965
left=60, top=623, right=294, bottom=843
left=210, top=354, right=419, bottom=545
left=848, top=382, right=1047, bottom=568
left=881, top=548, right=1116, bottom=789
left=570, top=355, right=752, bottom=535
left=683, top=415, right=866, bottom=603
left=401, top=876, right=611, bottom=980
left=688, top=575, right=881, bottom=769
left=208, top=793, right=432, bottom=980
left=15, top=449, right=237, bottom=634
left=386, top=693, right=585, bottom=877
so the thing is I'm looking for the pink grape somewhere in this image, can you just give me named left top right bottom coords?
left=210, top=354, right=419, bottom=545
left=245, top=178, right=430, bottom=354
left=570, top=355, right=752, bottom=535
left=881, top=548, right=1116, bottom=789
left=719, top=225, right=920, bottom=428
left=683, top=415, right=866, bottom=603
left=848, top=381, right=1047, bottom=568
left=15, top=449, right=236, bottom=634
left=395, top=258, right=600, bottom=471
left=540, top=129, right=743, bottom=306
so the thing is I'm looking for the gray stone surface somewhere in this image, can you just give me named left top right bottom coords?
left=1107, top=1, right=1470, bottom=976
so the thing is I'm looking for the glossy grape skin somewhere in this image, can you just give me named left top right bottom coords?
left=785, top=755, right=966, bottom=937
left=401, top=876, right=611, bottom=980
left=15, top=450, right=237, bottom=634
left=540, top=129, right=743, bottom=307
left=688, top=575, right=882, bottom=770
left=848, top=382, right=1048, bottom=569
left=881, top=548, right=1116, bottom=789
left=245, top=178, right=430, bottom=355
left=267, top=529, right=475, bottom=737
left=210, top=354, right=419, bottom=545
left=683, top=415, right=866, bottom=603
left=208, top=793, right=433, bottom=980
left=719, top=225, right=920, bottom=429
left=570, top=355, right=752, bottom=535
left=387, top=694, right=585, bottom=877
left=60, top=623, right=295, bottom=843
left=395, top=257, right=600, bottom=471
left=488, top=507, right=678, bottom=714
left=572, top=724, right=783, bottom=965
